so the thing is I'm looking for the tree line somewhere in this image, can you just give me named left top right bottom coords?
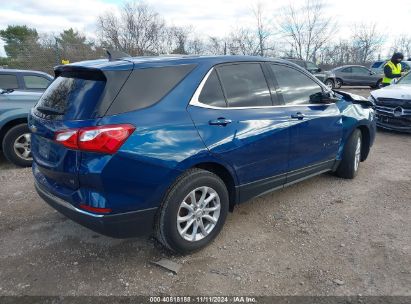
left=1, top=0, right=410, bottom=74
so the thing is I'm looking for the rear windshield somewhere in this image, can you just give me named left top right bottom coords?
left=34, top=75, right=105, bottom=120
left=371, top=61, right=384, bottom=68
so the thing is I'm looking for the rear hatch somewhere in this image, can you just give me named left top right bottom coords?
left=29, top=62, right=133, bottom=190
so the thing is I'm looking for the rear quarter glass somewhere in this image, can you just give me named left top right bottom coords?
left=106, top=64, right=196, bottom=115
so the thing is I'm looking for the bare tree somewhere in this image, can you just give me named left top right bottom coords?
left=278, top=0, right=335, bottom=61
left=352, top=23, right=385, bottom=63
left=98, top=1, right=166, bottom=55
left=205, top=36, right=228, bottom=55
left=253, top=2, right=274, bottom=56
left=390, top=34, right=411, bottom=59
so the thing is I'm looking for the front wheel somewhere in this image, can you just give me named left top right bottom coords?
left=155, top=168, right=229, bottom=254
left=335, top=129, right=362, bottom=179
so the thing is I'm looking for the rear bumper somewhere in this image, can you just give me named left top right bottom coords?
left=35, top=182, right=157, bottom=238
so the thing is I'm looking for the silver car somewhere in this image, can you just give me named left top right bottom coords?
left=332, top=65, right=383, bottom=88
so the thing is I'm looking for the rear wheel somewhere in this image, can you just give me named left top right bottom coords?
left=156, top=169, right=229, bottom=254
left=335, top=78, right=343, bottom=89
left=335, top=129, right=362, bottom=179
left=324, top=79, right=334, bottom=89
left=375, top=79, right=383, bottom=89
left=2, top=124, right=32, bottom=167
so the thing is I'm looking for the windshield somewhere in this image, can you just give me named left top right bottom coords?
left=398, top=72, right=411, bottom=84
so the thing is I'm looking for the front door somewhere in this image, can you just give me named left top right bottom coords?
left=187, top=63, right=290, bottom=202
left=269, top=63, right=343, bottom=183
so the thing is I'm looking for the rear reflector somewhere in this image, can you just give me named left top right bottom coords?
left=79, top=204, right=112, bottom=214
left=55, top=124, right=135, bottom=154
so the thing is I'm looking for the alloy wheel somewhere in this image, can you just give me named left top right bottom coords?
left=13, top=133, right=32, bottom=161
left=354, top=137, right=361, bottom=171
left=177, top=186, right=221, bottom=242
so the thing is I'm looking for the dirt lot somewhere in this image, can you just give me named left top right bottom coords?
left=0, top=88, right=410, bottom=296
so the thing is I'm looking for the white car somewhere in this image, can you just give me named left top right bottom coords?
left=369, top=74, right=411, bottom=133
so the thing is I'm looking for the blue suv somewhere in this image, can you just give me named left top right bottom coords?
left=29, top=56, right=376, bottom=254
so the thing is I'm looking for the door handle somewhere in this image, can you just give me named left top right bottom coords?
left=209, top=118, right=232, bottom=126
left=291, top=112, right=305, bottom=120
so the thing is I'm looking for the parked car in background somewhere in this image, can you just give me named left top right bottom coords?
left=0, top=89, right=42, bottom=166
left=282, top=58, right=337, bottom=89
left=370, top=60, right=411, bottom=75
left=0, top=69, right=53, bottom=92
left=369, top=72, right=411, bottom=133
left=332, top=65, right=383, bottom=88
left=30, top=55, right=376, bottom=254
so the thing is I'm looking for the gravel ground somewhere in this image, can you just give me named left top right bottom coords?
left=0, top=88, right=410, bottom=296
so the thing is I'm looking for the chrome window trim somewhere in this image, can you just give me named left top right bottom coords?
left=189, top=66, right=329, bottom=110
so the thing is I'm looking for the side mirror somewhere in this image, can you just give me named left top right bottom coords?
left=309, top=92, right=338, bottom=104
left=317, top=68, right=322, bottom=72
left=369, top=71, right=375, bottom=75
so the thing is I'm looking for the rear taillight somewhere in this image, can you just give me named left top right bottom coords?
left=55, top=124, right=135, bottom=154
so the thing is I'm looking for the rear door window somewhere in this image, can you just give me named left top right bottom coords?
left=270, top=64, right=323, bottom=105
left=217, top=63, right=272, bottom=107
left=23, top=75, right=50, bottom=89
left=198, top=70, right=227, bottom=107
left=0, top=74, right=19, bottom=89
left=352, top=67, right=369, bottom=75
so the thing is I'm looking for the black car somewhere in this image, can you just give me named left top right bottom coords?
left=0, top=69, right=53, bottom=92
left=283, top=58, right=337, bottom=89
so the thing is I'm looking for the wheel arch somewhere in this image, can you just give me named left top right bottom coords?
left=357, top=124, right=371, bottom=161
left=192, top=162, right=238, bottom=212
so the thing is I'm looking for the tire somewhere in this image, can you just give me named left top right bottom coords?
left=335, top=129, right=362, bottom=179
left=155, top=168, right=229, bottom=254
left=335, top=78, right=343, bottom=89
left=2, top=124, right=32, bottom=167
left=375, top=79, right=383, bottom=89
left=324, top=79, right=334, bottom=89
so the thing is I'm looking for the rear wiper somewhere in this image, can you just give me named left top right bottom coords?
left=36, top=106, right=65, bottom=115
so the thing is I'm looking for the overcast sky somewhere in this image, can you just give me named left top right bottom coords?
left=1, top=0, right=411, bottom=56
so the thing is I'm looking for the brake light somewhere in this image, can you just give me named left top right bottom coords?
left=55, top=124, right=135, bottom=154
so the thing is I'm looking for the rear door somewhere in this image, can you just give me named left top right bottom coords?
left=29, top=67, right=131, bottom=190
left=188, top=62, right=290, bottom=201
left=351, top=66, right=373, bottom=85
left=269, top=63, right=342, bottom=183
left=339, top=67, right=354, bottom=85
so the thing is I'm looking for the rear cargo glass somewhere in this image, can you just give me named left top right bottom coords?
left=106, top=64, right=196, bottom=115
left=33, top=75, right=106, bottom=120
left=371, top=61, right=384, bottom=68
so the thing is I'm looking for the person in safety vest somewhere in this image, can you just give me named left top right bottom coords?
left=382, top=52, right=405, bottom=87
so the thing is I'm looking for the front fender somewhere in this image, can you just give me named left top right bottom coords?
left=335, top=100, right=376, bottom=160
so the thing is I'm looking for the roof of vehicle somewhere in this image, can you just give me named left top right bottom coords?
left=334, top=65, right=369, bottom=70
left=0, top=68, right=53, bottom=78
left=63, top=55, right=293, bottom=71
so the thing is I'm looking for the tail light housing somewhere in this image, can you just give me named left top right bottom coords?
left=55, top=124, right=135, bottom=154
